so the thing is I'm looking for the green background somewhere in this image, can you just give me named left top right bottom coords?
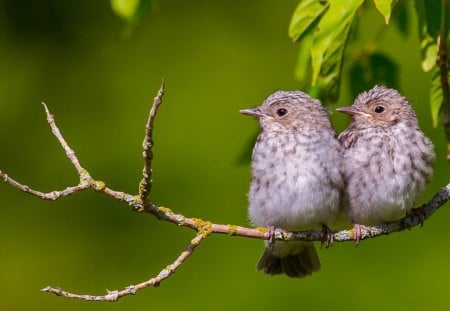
left=0, top=1, right=449, bottom=310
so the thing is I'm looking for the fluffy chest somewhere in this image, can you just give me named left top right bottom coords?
left=343, top=124, right=433, bottom=185
left=248, top=131, right=342, bottom=230
left=251, top=131, right=332, bottom=191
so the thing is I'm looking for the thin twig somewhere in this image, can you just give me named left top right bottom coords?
left=0, top=171, right=89, bottom=200
left=42, top=103, right=87, bottom=174
left=42, top=233, right=206, bottom=301
left=139, top=81, right=165, bottom=203
left=438, top=0, right=450, bottom=160
left=1, top=88, right=449, bottom=302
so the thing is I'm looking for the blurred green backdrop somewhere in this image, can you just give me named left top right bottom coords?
left=0, top=1, right=449, bottom=310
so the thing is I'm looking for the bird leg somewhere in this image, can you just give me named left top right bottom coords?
left=321, top=224, right=334, bottom=249
left=267, top=225, right=276, bottom=253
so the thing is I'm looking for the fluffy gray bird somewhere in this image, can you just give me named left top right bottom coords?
left=337, top=86, right=435, bottom=242
left=240, top=91, right=343, bottom=278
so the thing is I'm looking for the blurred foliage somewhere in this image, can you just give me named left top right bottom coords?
left=0, top=1, right=449, bottom=310
left=415, top=0, right=448, bottom=128
left=110, top=0, right=151, bottom=34
left=289, top=0, right=449, bottom=132
left=289, top=0, right=449, bottom=158
left=349, top=52, right=399, bottom=98
left=289, top=0, right=365, bottom=102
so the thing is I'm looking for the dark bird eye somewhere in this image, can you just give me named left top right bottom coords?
left=374, top=106, right=385, bottom=113
left=276, top=108, right=288, bottom=116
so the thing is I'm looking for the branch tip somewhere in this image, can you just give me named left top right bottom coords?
left=41, top=101, right=48, bottom=111
left=139, top=83, right=166, bottom=203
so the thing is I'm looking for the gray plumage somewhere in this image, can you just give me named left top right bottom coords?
left=240, top=91, right=343, bottom=278
left=337, top=86, right=435, bottom=227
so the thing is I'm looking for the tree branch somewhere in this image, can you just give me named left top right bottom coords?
left=438, top=0, right=450, bottom=160
left=139, top=81, right=165, bottom=203
left=1, top=86, right=449, bottom=301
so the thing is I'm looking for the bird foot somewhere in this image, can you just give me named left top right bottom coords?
left=321, top=224, right=334, bottom=249
left=267, top=225, right=276, bottom=253
left=352, top=223, right=374, bottom=246
left=405, top=208, right=426, bottom=228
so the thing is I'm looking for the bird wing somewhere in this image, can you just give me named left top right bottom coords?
left=338, top=127, right=358, bottom=149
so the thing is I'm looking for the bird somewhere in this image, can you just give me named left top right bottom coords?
left=240, top=90, right=343, bottom=278
left=337, top=85, right=435, bottom=242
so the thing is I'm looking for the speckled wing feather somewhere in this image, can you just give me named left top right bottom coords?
left=338, top=126, right=358, bottom=149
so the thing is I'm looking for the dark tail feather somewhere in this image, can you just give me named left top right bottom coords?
left=256, top=243, right=320, bottom=278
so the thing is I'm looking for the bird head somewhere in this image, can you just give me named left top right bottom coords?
left=240, top=91, right=332, bottom=132
left=336, top=85, right=417, bottom=128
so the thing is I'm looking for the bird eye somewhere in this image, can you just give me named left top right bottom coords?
left=374, top=106, right=385, bottom=113
left=276, top=108, right=288, bottom=117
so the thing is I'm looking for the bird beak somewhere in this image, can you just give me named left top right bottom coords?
left=336, top=106, right=370, bottom=117
left=240, top=107, right=265, bottom=117
left=336, top=106, right=359, bottom=115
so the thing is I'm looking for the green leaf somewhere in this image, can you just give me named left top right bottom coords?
left=415, top=0, right=439, bottom=72
left=294, top=33, right=313, bottom=88
left=372, top=0, right=398, bottom=24
left=316, top=25, right=352, bottom=102
left=289, top=0, right=329, bottom=42
left=311, top=0, right=364, bottom=87
left=430, top=68, right=444, bottom=128
left=421, top=35, right=437, bottom=72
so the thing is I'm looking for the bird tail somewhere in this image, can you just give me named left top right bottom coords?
left=256, top=242, right=320, bottom=278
